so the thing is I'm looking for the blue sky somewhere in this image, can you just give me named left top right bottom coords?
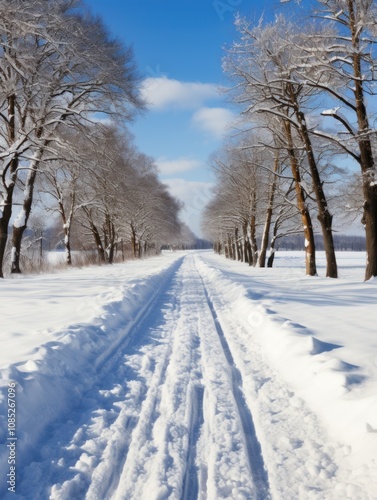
left=87, top=0, right=301, bottom=236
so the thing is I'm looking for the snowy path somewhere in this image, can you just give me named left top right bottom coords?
left=1, top=252, right=376, bottom=499
left=9, top=255, right=268, bottom=499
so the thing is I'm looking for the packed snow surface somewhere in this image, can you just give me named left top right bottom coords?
left=0, top=250, right=376, bottom=499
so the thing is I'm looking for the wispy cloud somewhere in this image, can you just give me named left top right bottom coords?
left=164, top=178, right=214, bottom=237
left=192, top=107, right=236, bottom=139
left=156, top=157, right=202, bottom=176
left=141, top=77, right=219, bottom=110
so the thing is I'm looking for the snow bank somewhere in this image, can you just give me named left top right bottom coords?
left=197, top=252, right=377, bottom=471
left=0, top=252, right=185, bottom=496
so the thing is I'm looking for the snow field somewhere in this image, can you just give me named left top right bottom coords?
left=0, top=250, right=376, bottom=499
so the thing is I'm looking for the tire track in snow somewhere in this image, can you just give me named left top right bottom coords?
left=112, top=255, right=263, bottom=499
left=67, top=261, right=189, bottom=500
left=85, top=324, right=177, bottom=499
left=181, top=383, right=205, bottom=500
left=185, top=257, right=262, bottom=499
left=94, top=256, right=186, bottom=374
left=83, top=257, right=190, bottom=498
left=196, top=261, right=271, bottom=500
left=111, top=257, right=204, bottom=499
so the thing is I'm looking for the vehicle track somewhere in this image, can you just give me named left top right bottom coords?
left=181, top=383, right=205, bottom=500
left=112, top=256, right=205, bottom=499
left=198, top=271, right=270, bottom=500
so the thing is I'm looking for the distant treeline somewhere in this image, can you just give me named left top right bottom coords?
left=163, top=238, right=213, bottom=251
left=278, top=235, right=366, bottom=252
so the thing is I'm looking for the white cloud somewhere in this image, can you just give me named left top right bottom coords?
left=141, top=76, right=219, bottom=110
left=163, top=178, right=214, bottom=237
left=192, top=107, right=236, bottom=139
left=87, top=113, right=113, bottom=126
left=156, top=157, right=201, bottom=176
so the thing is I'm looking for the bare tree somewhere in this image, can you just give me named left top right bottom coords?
left=38, top=130, right=96, bottom=265
left=259, top=151, right=280, bottom=267
left=0, top=0, right=143, bottom=277
left=203, top=130, right=300, bottom=268
left=224, top=18, right=320, bottom=275
left=72, top=127, right=183, bottom=263
left=309, top=0, right=377, bottom=279
left=123, top=166, right=182, bottom=257
left=279, top=0, right=377, bottom=278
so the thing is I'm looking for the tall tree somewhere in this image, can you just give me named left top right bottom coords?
left=224, top=17, right=320, bottom=275
left=310, top=0, right=377, bottom=279
left=0, top=0, right=143, bottom=277
left=280, top=0, right=377, bottom=278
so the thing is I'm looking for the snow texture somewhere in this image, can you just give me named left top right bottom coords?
left=13, top=209, right=27, bottom=229
left=0, top=250, right=376, bottom=499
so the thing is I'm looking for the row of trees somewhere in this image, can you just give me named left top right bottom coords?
left=38, top=127, right=190, bottom=267
left=202, top=0, right=377, bottom=280
left=0, top=0, right=187, bottom=278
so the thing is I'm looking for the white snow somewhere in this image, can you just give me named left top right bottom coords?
left=13, top=209, right=27, bottom=229
left=322, top=107, right=341, bottom=116
left=0, top=250, right=376, bottom=499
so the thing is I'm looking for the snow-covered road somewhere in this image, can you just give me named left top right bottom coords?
left=1, top=252, right=376, bottom=499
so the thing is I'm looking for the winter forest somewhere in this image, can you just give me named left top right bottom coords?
left=0, top=0, right=198, bottom=279
left=203, top=0, right=377, bottom=281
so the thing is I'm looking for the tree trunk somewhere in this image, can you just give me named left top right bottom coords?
left=224, top=240, right=229, bottom=259
left=267, top=215, right=282, bottom=268
left=228, top=235, right=234, bottom=259
left=63, top=196, right=75, bottom=266
left=11, top=147, right=44, bottom=274
left=267, top=244, right=276, bottom=268
left=235, top=227, right=241, bottom=261
left=250, top=190, right=259, bottom=266
left=284, top=120, right=316, bottom=276
left=106, top=218, right=116, bottom=264
left=90, top=219, right=106, bottom=263
left=64, top=230, right=72, bottom=266
left=362, top=185, right=377, bottom=280
left=0, top=182, right=15, bottom=279
left=108, top=243, right=115, bottom=264
left=246, top=238, right=253, bottom=266
left=93, top=226, right=106, bottom=263
left=11, top=176, right=35, bottom=273
left=297, top=111, right=337, bottom=277
left=131, top=225, right=138, bottom=258
left=259, top=154, right=278, bottom=268
left=242, top=224, right=251, bottom=264
left=138, top=239, right=142, bottom=258
left=0, top=94, right=19, bottom=278
left=347, top=1, right=377, bottom=279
